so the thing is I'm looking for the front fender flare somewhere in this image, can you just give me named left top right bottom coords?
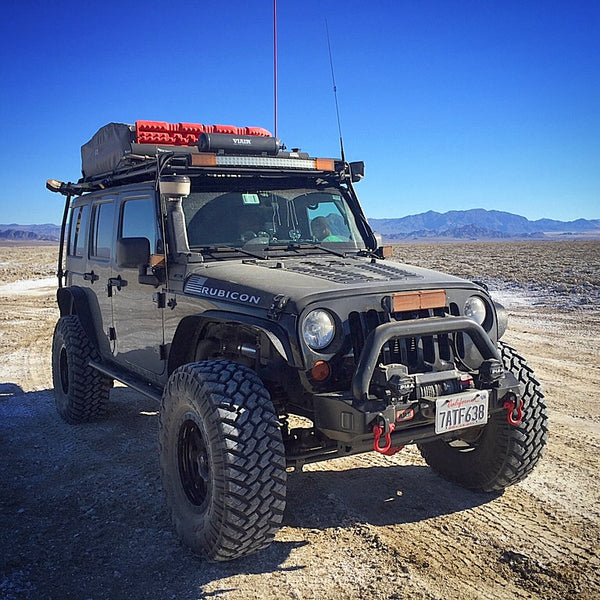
left=166, top=311, right=298, bottom=375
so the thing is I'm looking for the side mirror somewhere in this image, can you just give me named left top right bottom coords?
left=116, top=237, right=150, bottom=269
left=349, top=161, right=365, bottom=182
left=373, top=232, right=393, bottom=258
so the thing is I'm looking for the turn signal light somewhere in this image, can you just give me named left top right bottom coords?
left=311, top=361, right=331, bottom=381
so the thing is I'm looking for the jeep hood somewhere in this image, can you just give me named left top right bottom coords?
left=184, top=256, right=481, bottom=313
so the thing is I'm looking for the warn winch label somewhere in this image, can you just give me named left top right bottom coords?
left=184, top=275, right=263, bottom=306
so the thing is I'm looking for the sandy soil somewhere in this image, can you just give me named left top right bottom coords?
left=1, top=242, right=599, bottom=600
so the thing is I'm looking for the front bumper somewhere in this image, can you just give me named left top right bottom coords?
left=313, top=316, right=519, bottom=444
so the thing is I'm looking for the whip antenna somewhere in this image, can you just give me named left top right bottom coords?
left=325, top=20, right=345, bottom=163
left=273, top=0, right=278, bottom=139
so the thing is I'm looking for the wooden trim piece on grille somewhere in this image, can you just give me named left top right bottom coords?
left=392, top=289, right=447, bottom=312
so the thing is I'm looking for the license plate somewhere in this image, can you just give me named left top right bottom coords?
left=435, top=390, right=489, bottom=435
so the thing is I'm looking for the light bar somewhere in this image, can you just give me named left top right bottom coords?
left=216, top=155, right=319, bottom=169
left=190, top=153, right=335, bottom=171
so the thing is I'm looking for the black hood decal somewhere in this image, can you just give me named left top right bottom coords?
left=259, top=258, right=422, bottom=284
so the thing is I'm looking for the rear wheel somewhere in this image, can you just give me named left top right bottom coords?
left=158, top=360, right=287, bottom=561
left=417, top=342, right=548, bottom=492
left=51, top=315, right=111, bottom=424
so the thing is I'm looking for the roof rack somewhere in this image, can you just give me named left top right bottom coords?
left=47, top=120, right=341, bottom=197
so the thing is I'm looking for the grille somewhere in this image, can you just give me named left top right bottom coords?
left=348, top=307, right=452, bottom=372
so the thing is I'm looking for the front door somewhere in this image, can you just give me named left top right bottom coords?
left=110, top=193, right=165, bottom=376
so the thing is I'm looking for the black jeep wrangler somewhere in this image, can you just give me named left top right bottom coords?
left=48, top=120, right=547, bottom=561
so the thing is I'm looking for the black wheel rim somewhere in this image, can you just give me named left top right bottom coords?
left=178, top=419, right=210, bottom=507
left=59, top=347, right=69, bottom=394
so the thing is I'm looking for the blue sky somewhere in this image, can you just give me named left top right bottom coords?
left=0, top=0, right=598, bottom=225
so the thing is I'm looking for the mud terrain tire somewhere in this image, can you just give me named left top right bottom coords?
left=158, top=360, right=287, bottom=561
left=51, top=315, right=111, bottom=424
left=417, top=342, right=548, bottom=492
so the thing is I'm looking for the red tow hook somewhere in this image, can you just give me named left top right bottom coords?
left=503, top=396, right=523, bottom=425
left=372, top=422, right=404, bottom=456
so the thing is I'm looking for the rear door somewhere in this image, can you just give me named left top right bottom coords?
left=65, top=202, right=90, bottom=287
left=88, top=198, right=117, bottom=352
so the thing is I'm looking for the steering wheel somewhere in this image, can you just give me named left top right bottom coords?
left=241, top=230, right=271, bottom=246
left=240, top=230, right=257, bottom=243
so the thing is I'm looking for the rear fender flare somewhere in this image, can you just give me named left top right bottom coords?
left=56, top=286, right=107, bottom=356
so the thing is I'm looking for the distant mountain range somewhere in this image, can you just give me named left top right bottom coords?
left=2, top=209, right=599, bottom=243
left=369, top=209, right=600, bottom=241
left=0, top=223, right=61, bottom=241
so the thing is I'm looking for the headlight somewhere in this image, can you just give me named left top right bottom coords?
left=464, top=296, right=487, bottom=325
left=302, top=309, right=335, bottom=350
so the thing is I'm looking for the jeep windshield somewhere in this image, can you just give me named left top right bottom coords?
left=182, top=181, right=368, bottom=254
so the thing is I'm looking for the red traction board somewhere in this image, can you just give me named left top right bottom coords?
left=135, top=120, right=272, bottom=146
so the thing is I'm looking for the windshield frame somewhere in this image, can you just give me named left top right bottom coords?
left=181, top=174, right=372, bottom=255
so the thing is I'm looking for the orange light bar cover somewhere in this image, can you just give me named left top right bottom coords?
left=315, top=158, right=335, bottom=171
left=191, top=153, right=217, bottom=167
left=392, top=290, right=447, bottom=312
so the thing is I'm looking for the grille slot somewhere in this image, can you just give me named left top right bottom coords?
left=348, top=307, right=452, bottom=372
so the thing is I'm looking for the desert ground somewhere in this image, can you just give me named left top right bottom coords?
left=0, top=241, right=598, bottom=600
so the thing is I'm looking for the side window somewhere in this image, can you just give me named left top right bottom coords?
left=68, top=205, right=90, bottom=257
left=120, top=197, right=158, bottom=252
left=90, top=201, right=115, bottom=259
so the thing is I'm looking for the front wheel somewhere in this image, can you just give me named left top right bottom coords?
left=417, top=342, right=548, bottom=492
left=158, top=360, right=287, bottom=561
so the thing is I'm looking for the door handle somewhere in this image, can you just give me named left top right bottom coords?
left=83, top=271, right=99, bottom=282
left=108, top=276, right=128, bottom=292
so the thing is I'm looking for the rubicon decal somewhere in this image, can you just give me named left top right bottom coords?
left=203, top=287, right=260, bottom=304
left=184, top=275, right=263, bottom=306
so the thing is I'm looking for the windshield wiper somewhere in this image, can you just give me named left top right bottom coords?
left=357, top=248, right=381, bottom=259
left=196, top=245, right=269, bottom=260
left=232, top=246, right=270, bottom=260
left=282, top=242, right=347, bottom=258
left=197, top=242, right=349, bottom=261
